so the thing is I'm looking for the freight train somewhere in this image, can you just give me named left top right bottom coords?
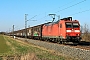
left=8, top=17, right=81, bottom=43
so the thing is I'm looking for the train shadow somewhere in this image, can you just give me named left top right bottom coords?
left=78, top=41, right=90, bottom=46
left=65, top=41, right=90, bottom=46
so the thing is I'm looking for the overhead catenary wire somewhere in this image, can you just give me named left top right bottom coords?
left=27, top=0, right=87, bottom=23
left=58, top=0, right=76, bottom=9
left=39, top=0, right=86, bottom=21
left=38, top=0, right=76, bottom=20
left=55, top=0, right=86, bottom=13
left=28, top=15, right=37, bottom=20
left=58, top=5, right=90, bottom=17
left=70, top=9, right=90, bottom=16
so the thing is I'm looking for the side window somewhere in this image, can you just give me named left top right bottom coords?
left=60, top=24, right=62, bottom=28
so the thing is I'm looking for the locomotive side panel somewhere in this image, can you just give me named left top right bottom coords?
left=42, top=22, right=59, bottom=38
left=52, top=23, right=59, bottom=37
left=59, top=21, right=66, bottom=39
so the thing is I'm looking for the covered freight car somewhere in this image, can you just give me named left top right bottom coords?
left=31, top=25, right=42, bottom=39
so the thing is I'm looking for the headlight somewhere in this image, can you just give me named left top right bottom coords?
left=76, top=34, right=79, bottom=36
left=78, top=34, right=80, bottom=36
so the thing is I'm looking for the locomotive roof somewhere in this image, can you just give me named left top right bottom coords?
left=44, top=20, right=60, bottom=26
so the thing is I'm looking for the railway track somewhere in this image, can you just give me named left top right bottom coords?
left=15, top=37, right=90, bottom=60
left=16, top=36, right=90, bottom=50
left=64, top=41, right=90, bottom=50
left=37, top=38, right=90, bottom=50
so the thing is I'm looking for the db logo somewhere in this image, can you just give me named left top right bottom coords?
left=72, top=30, right=74, bottom=32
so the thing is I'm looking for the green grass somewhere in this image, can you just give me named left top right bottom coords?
left=7, top=38, right=64, bottom=60
left=0, top=35, right=10, bottom=53
left=0, top=35, right=30, bottom=55
left=3, top=36, right=30, bottom=55
left=0, top=35, right=66, bottom=60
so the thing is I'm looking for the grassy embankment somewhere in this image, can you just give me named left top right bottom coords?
left=0, top=35, right=66, bottom=60
left=0, top=35, right=10, bottom=54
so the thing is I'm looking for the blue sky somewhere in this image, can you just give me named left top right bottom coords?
left=0, top=0, right=90, bottom=32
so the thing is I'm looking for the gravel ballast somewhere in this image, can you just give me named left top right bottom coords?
left=17, top=38, right=90, bottom=60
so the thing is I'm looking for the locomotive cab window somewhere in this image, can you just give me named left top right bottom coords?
left=73, top=23, right=79, bottom=28
left=66, top=22, right=79, bottom=28
left=60, top=24, right=62, bottom=28
left=65, top=23, right=72, bottom=28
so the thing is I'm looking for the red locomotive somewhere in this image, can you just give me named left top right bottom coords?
left=9, top=17, right=81, bottom=43
left=42, top=17, right=81, bottom=43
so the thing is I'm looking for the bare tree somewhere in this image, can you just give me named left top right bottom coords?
left=81, top=23, right=90, bottom=42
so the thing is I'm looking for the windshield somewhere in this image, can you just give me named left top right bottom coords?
left=66, top=22, right=79, bottom=28
left=66, top=23, right=72, bottom=28
left=73, top=23, right=79, bottom=28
